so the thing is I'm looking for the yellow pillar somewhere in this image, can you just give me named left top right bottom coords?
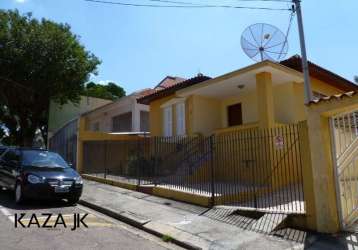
left=306, top=110, right=340, bottom=233
left=256, top=72, right=275, bottom=129
left=76, top=116, right=86, bottom=174
left=298, top=121, right=317, bottom=231
left=256, top=72, right=277, bottom=192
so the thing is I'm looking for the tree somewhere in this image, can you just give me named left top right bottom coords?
left=0, top=10, right=100, bottom=146
left=354, top=76, right=358, bottom=84
left=84, top=81, right=125, bottom=100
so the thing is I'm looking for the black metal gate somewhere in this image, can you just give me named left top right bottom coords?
left=82, top=124, right=305, bottom=214
left=49, top=119, right=78, bottom=169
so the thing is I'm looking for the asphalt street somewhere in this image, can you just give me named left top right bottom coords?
left=0, top=188, right=183, bottom=250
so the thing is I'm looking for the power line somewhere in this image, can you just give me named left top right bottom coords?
left=149, top=0, right=291, bottom=4
left=84, top=0, right=291, bottom=11
left=277, top=10, right=295, bottom=60
left=225, top=0, right=291, bottom=2
left=146, top=0, right=196, bottom=5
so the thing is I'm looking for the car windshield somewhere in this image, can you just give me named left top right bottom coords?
left=21, top=150, right=69, bottom=168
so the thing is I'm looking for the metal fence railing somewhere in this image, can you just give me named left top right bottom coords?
left=82, top=124, right=305, bottom=214
left=49, top=119, right=78, bottom=169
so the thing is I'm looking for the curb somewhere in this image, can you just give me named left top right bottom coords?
left=79, top=199, right=201, bottom=250
left=82, top=175, right=210, bottom=207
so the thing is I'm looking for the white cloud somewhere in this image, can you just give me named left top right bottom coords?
left=15, top=0, right=27, bottom=3
left=98, top=80, right=116, bottom=85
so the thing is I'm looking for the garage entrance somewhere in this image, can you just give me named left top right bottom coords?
left=331, top=110, right=358, bottom=231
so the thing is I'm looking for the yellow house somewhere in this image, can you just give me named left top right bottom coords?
left=138, top=56, right=358, bottom=135
left=76, top=56, right=358, bottom=232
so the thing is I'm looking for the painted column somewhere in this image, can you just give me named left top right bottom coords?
left=256, top=72, right=279, bottom=191
left=131, top=100, right=140, bottom=132
left=298, top=120, right=317, bottom=231
left=256, top=72, right=275, bottom=129
left=306, top=110, right=340, bottom=233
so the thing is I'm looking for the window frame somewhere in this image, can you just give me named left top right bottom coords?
left=92, top=122, right=100, bottom=131
left=176, top=102, right=186, bottom=136
left=163, top=106, right=173, bottom=137
left=227, top=103, right=243, bottom=127
left=112, top=112, right=133, bottom=132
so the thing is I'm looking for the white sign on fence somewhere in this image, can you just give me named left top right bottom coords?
left=275, top=135, right=284, bottom=149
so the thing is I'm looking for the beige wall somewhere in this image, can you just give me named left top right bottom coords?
left=221, top=90, right=258, bottom=128
left=273, top=82, right=297, bottom=124
left=273, top=77, right=346, bottom=125
left=192, top=95, right=221, bottom=136
left=48, top=96, right=112, bottom=136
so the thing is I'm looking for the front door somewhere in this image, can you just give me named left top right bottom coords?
left=227, top=103, right=243, bottom=127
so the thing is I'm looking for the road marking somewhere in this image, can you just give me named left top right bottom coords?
left=0, top=207, right=114, bottom=228
left=19, top=213, right=114, bottom=228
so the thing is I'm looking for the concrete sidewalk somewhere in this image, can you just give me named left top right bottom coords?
left=79, top=180, right=357, bottom=250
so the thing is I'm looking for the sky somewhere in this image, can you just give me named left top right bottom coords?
left=2, top=0, right=357, bottom=94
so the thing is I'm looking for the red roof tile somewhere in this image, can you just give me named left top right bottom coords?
left=133, top=88, right=157, bottom=99
left=155, top=76, right=187, bottom=90
left=308, top=91, right=357, bottom=105
left=280, top=55, right=358, bottom=92
left=138, top=74, right=211, bottom=104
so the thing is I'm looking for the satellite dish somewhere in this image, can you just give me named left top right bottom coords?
left=241, top=23, right=288, bottom=62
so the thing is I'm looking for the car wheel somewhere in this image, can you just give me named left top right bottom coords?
left=15, top=183, right=25, bottom=204
left=67, top=197, right=80, bottom=205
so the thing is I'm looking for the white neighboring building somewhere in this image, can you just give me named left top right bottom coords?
left=83, top=89, right=152, bottom=133
left=83, top=76, right=186, bottom=133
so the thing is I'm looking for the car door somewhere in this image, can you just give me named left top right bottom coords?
left=0, top=149, right=20, bottom=190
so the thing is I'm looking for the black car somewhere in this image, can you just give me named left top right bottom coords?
left=0, top=148, right=83, bottom=204
left=0, top=146, right=8, bottom=158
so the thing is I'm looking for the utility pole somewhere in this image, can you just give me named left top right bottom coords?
left=292, top=0, right=313, bottom=104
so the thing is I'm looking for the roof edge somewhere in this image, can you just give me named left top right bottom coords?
left=138, top=75, right=211, bottom=105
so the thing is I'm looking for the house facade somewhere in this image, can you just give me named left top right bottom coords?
left=82, top=76, right=186, bottom=133
left=83, top=90, right=151, bottom=133
left=138, top=56, right=358, bottom=136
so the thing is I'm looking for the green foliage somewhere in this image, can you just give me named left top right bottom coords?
left=354, top=76, right=358, bottom=84
left=161, top=235, right=173, bottom=242
left=84, top=81, right=125, bottom=100
left=0, top=10, right=100, bottom=146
